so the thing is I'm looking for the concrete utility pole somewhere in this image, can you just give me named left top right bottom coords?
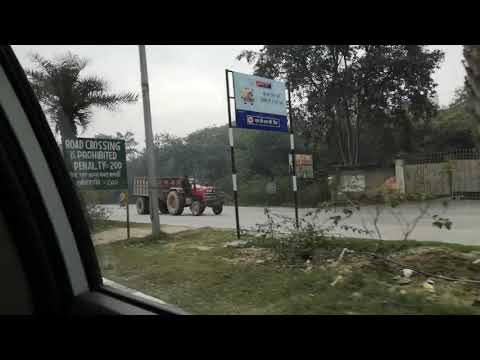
left=138, top=45, right=160, bottom=235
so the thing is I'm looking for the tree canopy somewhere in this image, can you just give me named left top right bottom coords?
left=238, top=45, right=444, bottom=165
left=420, top=87, right=478, bottom=152
left=464, top=45, right=480, bottom=120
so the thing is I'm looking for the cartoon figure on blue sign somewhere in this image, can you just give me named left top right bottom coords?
left=241, top=88, right=255, bottom=105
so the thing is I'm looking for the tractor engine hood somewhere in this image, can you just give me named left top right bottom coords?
left=193, top=184, right=216, bottom=192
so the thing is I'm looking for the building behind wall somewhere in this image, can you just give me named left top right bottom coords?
left=329, top=149, right=480, bottom=201
left=329, top=163, right=395, bottom=201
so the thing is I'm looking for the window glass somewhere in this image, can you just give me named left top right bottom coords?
left=12, top=45, right=480, bottom=314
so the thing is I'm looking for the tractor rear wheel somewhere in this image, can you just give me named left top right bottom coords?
left=190, top=200, right=205, bottom=216
left=166, top=190, right=185, bottom=215
left=136, top=197, right=150, bottom=215
left=212, top=204, right=223, bottom=215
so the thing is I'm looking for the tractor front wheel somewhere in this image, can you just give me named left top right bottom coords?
left=212, top=204, right=223, bottom=215
left=190, top=200, right=205, bottom=216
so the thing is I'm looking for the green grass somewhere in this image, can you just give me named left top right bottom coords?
left=94, top=228, right=480, bottom=315
left=92, top=220, right=151, bottom=234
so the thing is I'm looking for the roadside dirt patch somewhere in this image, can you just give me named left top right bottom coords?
left=94, top=228, right=151, bottom=245
left=221, top=247, right=274, bottom=265
left=397, top=247, right=479, bottom=278
left=93, top=225, right=192, bottom=245
left=160, top=225, right=193, bottom=234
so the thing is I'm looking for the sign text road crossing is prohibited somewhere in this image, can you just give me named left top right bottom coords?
left=233, top=72, right=288, bottom=133
left=63, top=137, right=127, bottom=190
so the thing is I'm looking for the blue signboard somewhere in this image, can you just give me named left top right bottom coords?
left=233, top=72, right=288, bottom=132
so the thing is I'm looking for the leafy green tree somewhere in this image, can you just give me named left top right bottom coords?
left=237, top=130, right=290, bottom=178
left=464, top=45, right=480, bottom=120
left=184, top=126, right=230, bottom=182
left=26, top=52, right=138, bottom=144
left=238, top=45, right=444, bottom=165
left=420, top=87, right=478, bottom=151
left=153, top=132, right=190, bottom=177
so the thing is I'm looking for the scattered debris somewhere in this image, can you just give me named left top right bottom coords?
left=399, top=289, right=407, bottom=295
left=224, top=240, right=250, bottom=248
left=351, top=292, right=362, bottom=299
left=221, top=247, right=274, bottom=265
left=304, top=259, right=313, bottom=273
left=402, top=269, right=414, bottom=278
left=189, top=246, right=212, bottom=251
left=473, top=259, right=480, bottom=265
left=330, top=275, right=343, bottom=286
left=352, top=247, right=480, bottom=284
left=338, top=265, right=353, bottom=275
left=335, top=248, right=350, bottom=265
left=422, top=281, right=435, bottom=293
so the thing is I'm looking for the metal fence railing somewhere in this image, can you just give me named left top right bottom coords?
left=404, top=148, right=480, bottom=199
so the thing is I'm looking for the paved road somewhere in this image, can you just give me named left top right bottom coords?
left=102, top=200, right=480, bottom=245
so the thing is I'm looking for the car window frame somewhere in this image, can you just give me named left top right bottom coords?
left=0, top=44, right=187, bottom=315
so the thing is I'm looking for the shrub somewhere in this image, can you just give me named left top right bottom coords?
left=78, top=190, right=112, bottom=232
left=253, top=188, right=453, bottom=263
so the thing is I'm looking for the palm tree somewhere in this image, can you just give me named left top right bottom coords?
left=463, top=45, right=480, bottom=119
left=26, top=52, right=138, bottom=144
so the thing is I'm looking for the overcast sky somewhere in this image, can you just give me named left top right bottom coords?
left=12, top=45, right=466, bottom=147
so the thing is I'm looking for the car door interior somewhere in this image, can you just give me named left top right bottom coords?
left=0, top=45, right=186, bottom=315
left=0, top=209, right=34, bottom=314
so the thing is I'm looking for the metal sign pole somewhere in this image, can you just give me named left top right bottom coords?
left=126, top=190, right=130, bottom=240
left=287, top=84, right=299, bottom=229
left=138, top=45, right=160, bottom=236
left=226, top=69, right=241, bottom=239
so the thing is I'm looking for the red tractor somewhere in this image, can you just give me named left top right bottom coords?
left=133, top=176, right=223, bottom=216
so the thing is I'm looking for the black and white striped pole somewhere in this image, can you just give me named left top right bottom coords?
left=226, top=70, right=241, bottom=239
left=287, top=84, right=300, bottom=229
